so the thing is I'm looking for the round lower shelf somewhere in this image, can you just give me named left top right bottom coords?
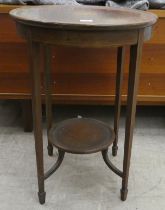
left=49, top=118, right=115, bottom=154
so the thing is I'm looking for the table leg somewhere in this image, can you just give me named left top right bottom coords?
left=29, top=41, right=46, bottom=204
left=21, top=99, right=33, bottom=132
left=112, top=47, right=125, bottom=156
left=121, top=30, right=144, bottom=201
left=43, top=45, right=53, bottom=156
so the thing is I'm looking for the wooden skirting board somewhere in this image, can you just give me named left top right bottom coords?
left=0, top=6, right=165, bottom=105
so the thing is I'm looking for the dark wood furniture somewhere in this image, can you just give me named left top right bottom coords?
left=10, top=5, right=157, bottom=204
left=0, top=5, right=164, bottom=131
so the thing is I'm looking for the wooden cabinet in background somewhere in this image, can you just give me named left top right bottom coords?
left=0, top=5, right=165, bottom=131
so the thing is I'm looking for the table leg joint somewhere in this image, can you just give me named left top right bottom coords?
left=102, top=149, right=123, bottom=178
left=44, top=150, right=65, bottom=180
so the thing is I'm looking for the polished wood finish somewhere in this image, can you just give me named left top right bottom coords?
left=0, top=7, right=164, bottom=105
left=43, top=45, right=54, bottom=156
left=29, top=41, right=45, bottom=204
left=10, top=5, right=156, bottom=30
left=102, top=149, right=123, bottom=178
left=49, top=118, right=115, bottom=154
left=0, top=71, right=164, bottom=104
left=112, top=47, right=125, bottom=156
left=44, top=149, right=65, bottom=180
left=121, top=30, right=144, bottom=201
left=12, top=6, right=154, bottom=48
left=10, top=5, right=156, bottom=204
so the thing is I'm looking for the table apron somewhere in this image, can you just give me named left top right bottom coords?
left=16, top=23, right=146, bottom=48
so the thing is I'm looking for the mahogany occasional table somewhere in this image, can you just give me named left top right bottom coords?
left=10, top=5, right=157, bottom=204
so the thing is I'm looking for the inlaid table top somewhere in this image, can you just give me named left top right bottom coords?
left=10, top=5, right=157, bottom=31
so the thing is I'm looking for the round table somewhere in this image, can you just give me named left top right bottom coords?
left=10, top=5, right=157, bottom=204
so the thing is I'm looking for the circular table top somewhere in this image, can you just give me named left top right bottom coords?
left=10, top=5, right=157, bottom=31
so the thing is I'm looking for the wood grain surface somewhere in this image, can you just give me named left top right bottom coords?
left=0, top=7, right=164, bottom=104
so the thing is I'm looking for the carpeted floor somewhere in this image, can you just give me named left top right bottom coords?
left=0, top=100, right=164, bottom=210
